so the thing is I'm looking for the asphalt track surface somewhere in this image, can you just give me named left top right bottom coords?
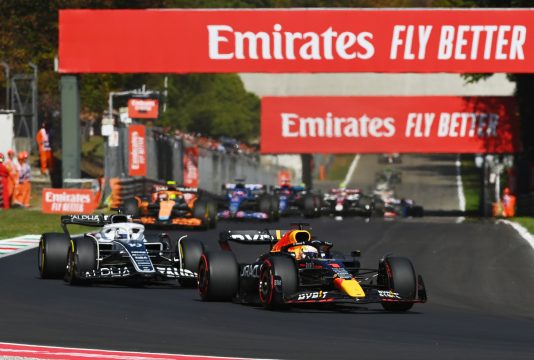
left=1, top=217, right=534, bottom=360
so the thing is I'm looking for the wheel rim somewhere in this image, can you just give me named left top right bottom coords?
left=259, top=265, right=274, bottom=305
left=66, top=250, right=76, bottom=282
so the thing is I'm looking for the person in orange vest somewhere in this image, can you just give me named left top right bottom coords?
left=0, top=153, right=10, bottom=209
left=4, top=149, right=19, bottom=206
left=36, top=122, right=53, bottom=175
left=502, top=187, right=516, bottom=218
left=13, top=151, right=31, bottom=208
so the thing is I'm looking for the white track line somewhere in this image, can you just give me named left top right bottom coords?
left=341, top=154, right=361, bottom=187
left=455, top=154, right=466, bottom=223
left=497, top=220, right=534, bottom=250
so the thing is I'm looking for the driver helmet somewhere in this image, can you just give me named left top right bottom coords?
left=289, top=244, right=319, bottom=260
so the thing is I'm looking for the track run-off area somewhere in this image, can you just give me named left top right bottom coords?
left=1, top=215, right=534, bottom=360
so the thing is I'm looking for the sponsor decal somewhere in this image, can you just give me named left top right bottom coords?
left=128, top=98, right=159, bottom=119
left=240, top=264, right=260, bottom=278
left=128, top=124, right=147, bottom=176
left=230, top=233, right=273, bottom=241
left=85, top=266, right=131, bottom=278
left=155, top=266, right=196, bottom=278
left=60, top=9, right=534, bottom=74
left=42, top=188, right=97, bottom=214
left=261, top=96, right=521, bottom=154
left=183, top=146, right=199, bottom=188
left=297, top=291, right=328, bottom=301
left=378, top=290, right=402, bottom=299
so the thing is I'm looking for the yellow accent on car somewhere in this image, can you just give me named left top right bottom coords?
left=335, top=278, right=366, bottom=298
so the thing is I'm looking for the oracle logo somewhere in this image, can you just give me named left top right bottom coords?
left=208, top=24, right=374, bottom=61
left=281, top=112, right=396, bottom=138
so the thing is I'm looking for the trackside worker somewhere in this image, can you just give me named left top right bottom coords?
left=4, top=149, right=19, bottom=206
left=36, top=122, right=53, bottom=175
left=0, top=153, right=9, bottom=209
left=502, top=187, right=516, bottom=218
left=13, top=152, right=31, bottom=208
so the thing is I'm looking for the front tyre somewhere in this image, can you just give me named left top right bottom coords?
left=65, top=237, right=97, bottom=285
left=198, top=251, right=238, bottom=301
left=378, top=256, right=417, bottom=312
left=38, top=233, right=70, bottom=279
left=259, top=255, right=298, bottom=310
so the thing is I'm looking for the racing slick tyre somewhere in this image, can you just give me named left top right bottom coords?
left=302, top=194, right=318, bottom=218
left=378, top=256, right=417, bottom=312
left=258, top=195, right=274, bottom=221
left=198, top=251, right=239, bottom=301
left=259, top=255, right=298, bottom=310
left=207, top=200, right=218, bottom=229
left=123, top=198, right=140, bottom=218
left=192, top=200, right=210, bottom=229
left=38, top=233, right=70, bottom=279
left=270, top=195, right=280, bottom=221
left=179, top=239, right=205, bottom=288
left=407, top=205, right=424, bottom=217
left=65, top=237, right=97, bottom=285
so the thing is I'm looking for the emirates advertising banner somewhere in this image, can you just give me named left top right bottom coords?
left=261, top=96, right=521, bottom=154
left=59, top=9, right=534, bottom=73
left=128, top=124, right=147, bottom=176
left=42, top=188, right=97, bottom=214
left=128, top=98, right=159, bottom=119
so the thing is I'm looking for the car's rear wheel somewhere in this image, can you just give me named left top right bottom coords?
left=302, top=194, right=317, bottom=218
left=270, top=195, right=280, bottom=221
left=179, top=238, right=204, bottom=288
left=259, top=255, right=298, bottom=310
left=378, top=256, right=417, bottom=312
left=207, top=199, right=218, bottom=228
left=198, top=251, right=238, bottom=301
left=192, top=200, right=209, bottom=229
left=258, top=195, right=274, bottom=221
left=65, top=237, right=97, bottom=285
left=38, top=233, right=70, bottom=279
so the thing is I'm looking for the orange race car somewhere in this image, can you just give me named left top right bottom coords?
left=123, top=183, right=217, bottom=229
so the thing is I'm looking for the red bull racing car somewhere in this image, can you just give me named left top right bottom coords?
left=198, top=225, right=427, bottom=311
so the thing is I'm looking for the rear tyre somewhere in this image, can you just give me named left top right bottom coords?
left=38, top=233, right=70, bottom=279
left=258, top=196, right=273, bottom=221
left=302, top=194, right=317, bottom=218
left=378, top=256, right=417, bottom=312
left=198, top=251, right=239, bottom=301
left=65, top=237, right=97, bottom=285
left=270, top=195, right=280, bottom=221
left=259, top=255, right=298, bottom=310
left=408, top=205, right=424, bottom=217
left=179, top=239, right=205, bottom=288
left=123, top=198, right=140, bottom=218
left=192, top=200, right=209, bottom=229
left=207, top=200, right=218, bottom=228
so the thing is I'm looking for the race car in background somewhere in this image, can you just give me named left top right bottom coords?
left=376, top=168, right=402, bottom=185
left=198, top=225, right=427, bottom=311
left=38, top=213, right=204, bottom=286
left=323, top=188, right=375, bottom=217
left=123, top=182, right=217, bottom=229
left=218, top=182, right=279, bottom=221
left=273, top=183, right=324, bottom=218
left=372, top=184, right=424, bottom=218
left=378, top=153, right=402, bottom=164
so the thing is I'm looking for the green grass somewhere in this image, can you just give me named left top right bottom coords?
left=513, top=217, right=534, bottom=235
left=326, top=155, right=356, bottom=181
left=0, top=208, right=87, bottom=240
left=460, top=157, right=481, bottom=214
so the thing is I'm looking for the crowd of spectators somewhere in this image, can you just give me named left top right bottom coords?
left=173, top=129, right=259, bottom=157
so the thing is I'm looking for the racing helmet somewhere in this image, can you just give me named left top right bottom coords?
left=158, top=192, right=169, bottom=202
left=115, top=228, right=129, bottom=240
left=289, top=244, right=319, bottom=260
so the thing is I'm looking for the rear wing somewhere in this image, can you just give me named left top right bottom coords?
left=60, top=214, right=131, bottom=234
left=219, top=230, right=288, bottom=251
left=223, top=183, right=266, bottom=191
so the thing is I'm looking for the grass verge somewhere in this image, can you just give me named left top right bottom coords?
left=460, top=156, right=481, bottom=215
left=513, top=217, right=534, bottom=235
left=326, top=155, right=355, bottom=182
left=0, top=208, right=86, bottom=240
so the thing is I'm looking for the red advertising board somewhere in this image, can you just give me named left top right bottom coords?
left=42, top=188, right=97, bottom=214
left=128, top=98, right=159, bottom=119
left=60, top=9, right=534, bottom=74
left=128, top=124, right=147, bottom=176
left=261, top=96, right=521, bottom=154
left=183, top=146, right=199, bottom=188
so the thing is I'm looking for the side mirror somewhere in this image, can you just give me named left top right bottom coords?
left=350, top=250, right=361, bottom=257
